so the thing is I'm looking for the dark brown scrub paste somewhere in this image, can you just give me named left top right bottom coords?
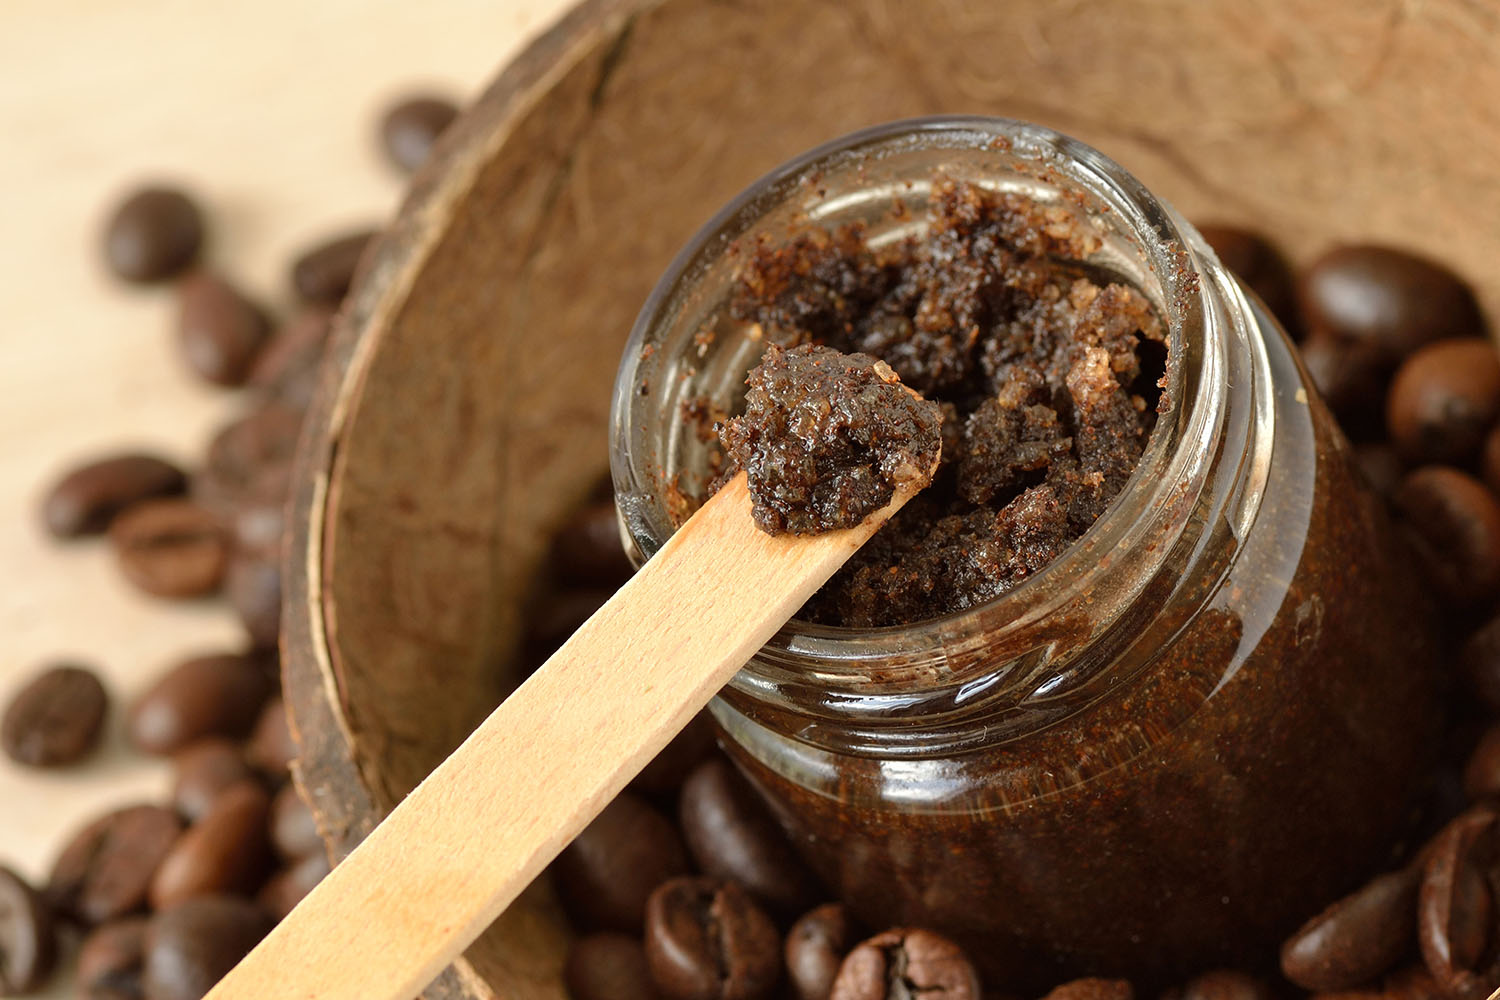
left=699, top=179, right=1441, bottom=986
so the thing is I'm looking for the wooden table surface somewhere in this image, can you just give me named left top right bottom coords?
left=0, top=1, right=571, bottom=993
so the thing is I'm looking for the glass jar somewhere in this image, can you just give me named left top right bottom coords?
left=609, top=117, right=1441, bottom=986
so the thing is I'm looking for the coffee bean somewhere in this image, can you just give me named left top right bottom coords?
left=144, top=895, right=270, bottom=1000
left=1461, top=615, right=1500, bottom=714
left=176, top=272, right=272, bottom=388
left=171, top=739, right=255, bottom=823
left=149, top=782, right=272, bottom=910
left=1, top=663, right=108, bottom=767
left=1355, top=443, right=1404, bottom=499
left=552, top=500, right=635, bottom=588
left=289, top=230, right=377, bottom=306
left=255, top=852, right=329, bottom=922
left=1279, top=867, right=1419, bottom=990
left=0, top=866, right=56, bottom=996
left=1417, top=805, right=1500, bottom=994
left=1299, top=246, right=1484, bottom=364
left=77, top=917, right=148, bottom=1000
left=1039, top=979, right=1132, bottom=1000
left=247, top=306, right=333, bottom=408
left=1196, top=225, right=1299, bottom=338
left=632, top=711, right=717, bottom=796
left=828, top=928, right=980, bottom=1000
left=1299, top=334, right=1390, bottom=439
left=1392, top=466, right=1500, bottom=607
left=644, top=877, right=781, bottom=1000
left=49, top=804, right=182, bottom=924
left=43, top=453, right=188, bottom=539
left=102, top=186, right=204, bottom=283
left=1464, top=724, right=1500, bottom=802
left=110, top=499, right=228, bottom=599
left=565, top=932, right=663, bottom=1000
left=1376, top=966, right=1446, bottom=1000
left=246, top=697, right=295, bottom=777
left=1177, top=970, right=1275, bottom=1000
left=553, top=791, right=691, bottom=932
left=195, top=402, right=303, bottom=520
left=785, top=904, right=855, bottom=1000
left=379, top=95, right=458, bottom=173
left=225, top=553, right=281, bottom=651
left=128, top=651, right=272, bottom=755
left=1386, top=340, right=1500, bottom=465
left=270, top=783, right=320, bottom=860
left=679, top=757, right=820, bottom=916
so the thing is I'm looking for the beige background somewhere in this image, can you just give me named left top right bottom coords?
left=0, top=1, right=569, bottom=993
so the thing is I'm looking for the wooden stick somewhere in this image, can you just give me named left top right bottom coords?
left=205, top=471, right=925, bottom=1000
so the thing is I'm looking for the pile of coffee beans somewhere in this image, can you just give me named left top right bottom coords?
left=0, top=90, right=456, bottom=999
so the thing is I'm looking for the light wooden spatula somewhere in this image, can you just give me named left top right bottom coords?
left=204, top=467, right=930, bottom=1000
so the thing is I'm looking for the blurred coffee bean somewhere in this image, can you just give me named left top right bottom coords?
left=679, top=757, right=819, bottom=916
left=1392, top=466, right=1500, bottom=607
left=1355, top=443, right=1404, bottom=499
left=171, top=739, right=255, bottom=823
left=379, top=95, right=458, bottom=173
left=102, top=186, right=203, bottom=283
left=829, top=928, right=980, bottom=1000
left=0, top=866, right=56, bottom=996
left=270, top=783, right=319, bottom=860
left=128, top=651, right=273, bottom=755
left=631, top=711, right=717, bottom=796
left=109, top=499, right=228, bottom=599
left=149, top=782, right=272, bottom=909
left=195, top=402, right=303, bottom=519
left=1, top=663, right=108, bottom=767
left=1177, top=970, right=1274, bottom=1000
left=553, top=791, right=690, bottom=933
left=1299, top=246, right=1484, bottom=363
left=1298, top=334, right=1390, bottom=439
left=255, top=852, right=329, bottom=922
left=785, top=904, right=855, bottom=1000
left=246, top=697, right=295, bottom=777
left=43, top=453, right=188, bottom=539
left=144, top=896, right=270, bottom=1000
left=176, top=272, right=272, bottom=388
left=523, top=588, right=613, bottom=667
left=1279, top=867, right=1419, bottom=990
left=565, top=932, right=662, bottom=1000
left=1417, top=805, right=1500, bottom=994
left=290, top=230, right=377, bottom=306
left=644, top=877, right=781, bottom=1000
left=225, top=553, right=281, bottom=651
left=49, top=804, right=182, bottom=924
left=1196, top=225, right=1299, bottom=338
left=247, top=306, right=333, bottom=408
left=1461, top=615, right=1500, bottom=714
left=1466, top=724, right=1500, bottom=804
left=1386, top=340, right=1500, bottom=465
left=1375, top=966, right=1447, bottom=1000
left=77, top=917, right=148, bottom=1000
left=1039, top=980, right=1132, bottom=1000
left=552, top=500, right=634, bottom=588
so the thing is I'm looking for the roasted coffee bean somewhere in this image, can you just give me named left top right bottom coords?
left=144, top=895, right=270, bottom=1000
left=522, top=588, right=614, bottom=667
left=225, top=553, right=281, bottom=651
left=102, top=186, right=204, bottom=283
left=1355, top=443, right=1404, bottom=499
left=1417, top=805, right=1500, bottom=994
left=128, top=651, right=272, bottom=755
left=632, top=711, right=717, bottom=796
left=171, top=739, right=255, bottom=823
left=828, top=928, right=980, bottom=1000
left=176, top=271, right=272, bottom=387
left=679, top=757, right=819, bottom=916
left=149, top=782, right=272, bottom=909
left=43, top=453, right=188, bottom=539
left=1039, top=979, right=1132, bottom=1000
left=1465, top=724, right=1500, bottom=802
left=1177, top=970, right=1275, bottom=1000
left=1299, top=246, right=1484, bottom=364
left=1461, top=615, right=1500, bottom=714
left=49, top=804, right=182, bottom=924
left=565, top=932, right=662, bottom=1000
left=644, top=877, right=781, bottom=1000
left=0, top=866, right=56, bottom=996
left=1386, top=340, right=1500, bottom=465
left=1392, top=466, right=1500, bottom=607
left=246, top=697, right=295, bottom=777
left=552, top=500, right=635, bottom=588
left=255, top=852, right=329, bottom=922
left=1483, top=427, right=1500, bottom=499
left=1280, top=867, right=1420, bottom=990
left=786, top=904, right=855, bottom=1000
left=1196, top=225, right=1298, bottom=337
left=1299, top=334, right=1390, bottom=439
left=289, top=229, right=377, bottom=306
left=270, top=783, right=319, bottom=860
left=195, top=401, right=303, bottom=518
left=109, top=499, right=228, bottom=599
left=1, top=663, right=108, bottom=767
left=247, top=306, right=333, bottom=408
left=379, top=95, right=458, bottom=173
left=552, top=791, right=691, bottom=932
left=77, top=916, right=148, bottom=1000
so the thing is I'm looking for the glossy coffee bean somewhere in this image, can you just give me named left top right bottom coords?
left=785, top=904, right=855, bottom=1000
left=1392, top=466, right=1500, bottom=607
left=679, top=757, right=819, bottom=916
left=552, top=500, right=635, bottom=588
left=632, top=711, right=717, bottom=796
left=110, top=499, right=228, bottom=599
left=1279, top=866, right=1419, bottom=990
left=271, top=783, right=320, bottom=860
left=829, top=928, right=980, bottom=1000
left=102, top=186, right=203, bottom=283
left=247, top=697, right=295, bottom=777
left=1177, top=970, right=1275, bottom=1000
left=1299, top=246, right=1484, bottom=363
left=77, top=917, right=148, bottom=1000
left=226, top=553, right=281, bottom=651
left=0, top=866, right=56, bottom=996
left=644, top=877, right=781, bottom=1000
left=149, top=782, right=272, bottom=909
left=1299, top=334, right=1390, bottom=439
left=565, top=932, right=662, bottom=1000
left=290, top=229, right=377, bottom=306
left=176, top=271, right=272, bottom=387
left=128, top=651, right=272, bottom=755
left=1417, top=805, right=1500, bottom=995
left=1196, top=225, right=1298, bottom=338
left=1, top=663, right=108, bottom=767
left=42, top=453, right=188, bottom=539
left=49, top=804, right=182, bottom=924
left=1041, top=980, right=1132, bottom=1000
left=1386, top=339, right=1500, bottom=465
left=247, top=306, right=333, bottom=408
left=171, top=739, right=255, bottom=823
left=1461, top=615, right=1500, bottom=714
left=1464, top=724, right=1500, bottom=802
left=379, top=95, right=458, bottom=173
left=144, top=895, right=270, bottom=1000
left=195, top=402, right=303, bottom=518
left=553, top=791, right=690, bottom=932
left=256, top=852, right=329, bottom=922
